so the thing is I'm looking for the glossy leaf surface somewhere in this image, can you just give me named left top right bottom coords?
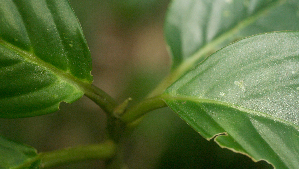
left=164, top=32, right=299, bottom=169
left=165, top=0, right=299, bottom=70
left=0, top=0, right=92, bottom=118
left=0, top=136, right=39, bottom=169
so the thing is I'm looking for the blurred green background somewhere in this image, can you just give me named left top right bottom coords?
left=0, top=0, right=273, bottom=168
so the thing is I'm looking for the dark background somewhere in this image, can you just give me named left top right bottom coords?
left=0, top=0, right=273, bottom=168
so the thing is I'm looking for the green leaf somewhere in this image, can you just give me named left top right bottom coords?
left=0, top=0, right=92, bottom=118
left=165, top=0, right=299, bottom=71
left=0, top=135, right=39, bottom=169
left=163, top=32, right=299, bottom=169
left=240, top=1, right=299, bottom=37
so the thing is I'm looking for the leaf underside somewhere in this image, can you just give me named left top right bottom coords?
left=164, top=32, right=299, bottom=169
left=165, top=0, right=299, bottom=70
left=0, top=0, right=92, bottom=118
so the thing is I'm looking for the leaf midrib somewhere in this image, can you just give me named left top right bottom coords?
left=171, top=0, right=286, bottom=82
left=162, top=93, right=299, bottom=130
left=0, top=38, right=91, bottom=93
left=150, top=0, right=286, bottom=98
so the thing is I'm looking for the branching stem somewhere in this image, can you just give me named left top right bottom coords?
left=121, top=95, right=168, bottom=123
left=83, top=84, right=118, bottom=116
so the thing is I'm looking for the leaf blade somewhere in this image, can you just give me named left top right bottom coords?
left=165, top=0, right=299, bottom=71
left=0, top=0, right=92, bottom=118
left=165, top=98, right=298, bottom=168
left=0, top=135, right=39, bottom=169
left=164, top=32, right=299, bottom=168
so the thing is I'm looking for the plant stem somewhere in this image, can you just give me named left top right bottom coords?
left=83, top=84, right=118, bottom=116
left=148, top=0, right=286, bottom=98
left=120, top=95, right=168, bottom=123
left=12, top=140, right=117, bottom=169
left=39, top=140, right=116, bottom=168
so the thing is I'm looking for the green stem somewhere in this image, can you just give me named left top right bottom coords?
left=15, top=140, right=117, bottom=169
left=148, top=0, right=286, bottom=98
left=83, top=84, right=118, bottom=116
left=13, top=140, right=117, bottom=169
left=121, top=95, right=168, bottom=123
